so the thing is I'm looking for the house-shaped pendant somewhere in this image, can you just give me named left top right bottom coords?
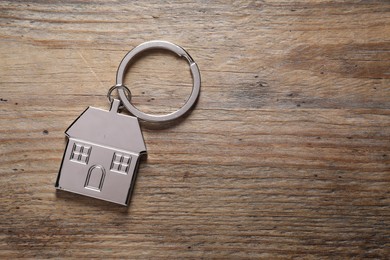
left=55, top=99, right=147, bottom=206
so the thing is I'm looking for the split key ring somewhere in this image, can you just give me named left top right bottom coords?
left=115, top=40, right=201, bottom=123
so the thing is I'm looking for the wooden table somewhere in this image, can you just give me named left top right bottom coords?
left=1, top=1, right=389, bottom=258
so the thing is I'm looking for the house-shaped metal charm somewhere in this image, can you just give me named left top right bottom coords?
left=55, top=99, right=146, bottom=206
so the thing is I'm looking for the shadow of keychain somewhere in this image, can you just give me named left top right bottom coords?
left=55, top=41, right=201, bottom=206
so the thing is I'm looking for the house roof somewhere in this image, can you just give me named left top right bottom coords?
left=65, top=100, right=146, bottom=154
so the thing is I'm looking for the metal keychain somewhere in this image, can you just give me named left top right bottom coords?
left=55, top=41, right=201, bottom=206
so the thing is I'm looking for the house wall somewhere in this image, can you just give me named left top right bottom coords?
left=56, top=138, right=140, bottom=205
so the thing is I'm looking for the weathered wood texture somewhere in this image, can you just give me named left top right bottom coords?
left=1, top=0, right=389, bottom=258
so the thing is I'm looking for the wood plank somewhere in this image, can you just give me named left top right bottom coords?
left=0, top=0, right=389, bottom=258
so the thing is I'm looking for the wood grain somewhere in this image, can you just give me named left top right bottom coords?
left=0, top=0, right=389, bottom=258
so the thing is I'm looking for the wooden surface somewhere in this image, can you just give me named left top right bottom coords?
left=1, top=0, right=389, bottom=258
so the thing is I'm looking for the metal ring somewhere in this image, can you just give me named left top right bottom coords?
left=116, top=40, right=201, bottom=123
left=107, top=84, right=131, bottom=104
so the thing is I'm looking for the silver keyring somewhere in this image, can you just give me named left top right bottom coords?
left=116, top=40, right=201, bottom=123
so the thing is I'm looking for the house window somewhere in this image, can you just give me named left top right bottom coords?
left=70, top=143, right=91, bottom=164
left=110, top=152, right=131, bottom=174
